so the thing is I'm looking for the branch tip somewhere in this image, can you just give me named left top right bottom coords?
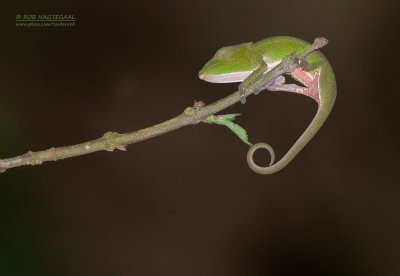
left=314, top=37, right=328, bottom=48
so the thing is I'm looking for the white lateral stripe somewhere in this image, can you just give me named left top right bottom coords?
left=201, top=60, right=282, bottom=83
left=201, top=70, right=253, bottom=83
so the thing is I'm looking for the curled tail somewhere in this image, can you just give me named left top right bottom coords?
left=247, top=98, right=335, bottom=174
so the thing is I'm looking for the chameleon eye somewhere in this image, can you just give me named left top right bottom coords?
left=215, top=47, right=232, bottom=59
left=219, top=51, right=231, bottom=59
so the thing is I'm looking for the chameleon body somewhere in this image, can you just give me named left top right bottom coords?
left=198, top=36, right=336, bottom=174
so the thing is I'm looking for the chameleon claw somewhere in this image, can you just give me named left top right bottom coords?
left=239, top=86, right=247, bottom=104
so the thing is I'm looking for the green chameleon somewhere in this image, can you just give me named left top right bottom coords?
left=198, top=36, right=336, bottom=174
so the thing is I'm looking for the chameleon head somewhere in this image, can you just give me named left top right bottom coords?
left=198, top=42, right=257, bottom=83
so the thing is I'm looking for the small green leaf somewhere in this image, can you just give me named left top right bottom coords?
left=206, top=114, right=253, bottom=146
left=215, top=113, right=241, bottom=121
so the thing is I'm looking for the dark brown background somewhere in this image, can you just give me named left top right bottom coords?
left=1, top=0, right=399, bottom=275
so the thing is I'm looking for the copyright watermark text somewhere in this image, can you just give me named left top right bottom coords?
left=16, top=14, right=76, bottom=28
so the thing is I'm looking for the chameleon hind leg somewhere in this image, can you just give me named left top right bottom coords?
left=263, top=68, right=322, bottom=105
left=263, top=75, right=306, bottom=93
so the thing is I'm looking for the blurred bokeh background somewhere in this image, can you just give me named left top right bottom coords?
left=1, top=0, right=399, bottom=275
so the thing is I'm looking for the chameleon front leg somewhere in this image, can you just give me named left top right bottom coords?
left=238, top=57, right=269, bottom=104
left=238, top=58, right=307, bottom=103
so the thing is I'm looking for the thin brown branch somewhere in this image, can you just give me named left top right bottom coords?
left=0, top=37, right=328, bottom=174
